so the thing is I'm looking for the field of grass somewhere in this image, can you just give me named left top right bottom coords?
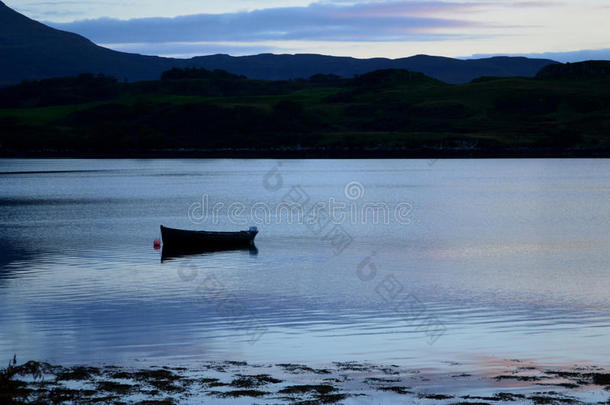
left=0, top=67, right=609, bottom=155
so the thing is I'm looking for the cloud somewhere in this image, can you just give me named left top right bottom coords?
left=35, top=0, right=593, bottom=58
left=6, top=0, right=123, bottom=21
left=46, top=1, right=484, bottom=44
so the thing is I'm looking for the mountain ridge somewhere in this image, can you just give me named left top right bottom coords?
left=0, top=1, right=557, bottom=86
left=188, top=53, right=555, bottom=83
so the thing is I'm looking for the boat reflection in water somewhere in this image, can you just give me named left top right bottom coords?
left=161, top=244, right=258, bottom=262
left=159, top=225, right=259, bottom=262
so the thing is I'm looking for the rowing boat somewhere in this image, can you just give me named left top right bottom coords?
left=160, top=225, right=258, bottom=251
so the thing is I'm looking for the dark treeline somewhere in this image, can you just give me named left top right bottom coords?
left=0, top=69, right=354, bottom=109
left=1, top=62, right=610, bottom=156
left=0, top=74, right=120, bottom=108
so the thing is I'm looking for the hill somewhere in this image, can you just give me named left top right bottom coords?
left=0, top=1, right=557, bottom=86
left=1, top=66, right=609, bottom=157
left=536, top=61, right=610, bottom=80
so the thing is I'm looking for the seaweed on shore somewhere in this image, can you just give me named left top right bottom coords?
left=277, top=363, right=331, bottom=374
left=376, top=386, right=412, bottom=395
left=1, top=358, right=609, bottom=405
left=279, top=384, right=348, bottom=404
left=495, top=374, right=545, bottom=382
left=462, top=393, right=526, bottom=401
left=56, top=366, right=101, bottom=380
left=96, top=381, right=135, bottom=394
left=229, top=373, right=282, bottom=388
left=419, top=393, right=454, bottom=399
left=450, top=402, right=492, bottom=405
left=133, top=369, right=184, bottom=392
left=216, top=389, right=269, bottom=398
left=528, top=394, right=579, bottom=404
left=364, top=377, right=401, bottom=384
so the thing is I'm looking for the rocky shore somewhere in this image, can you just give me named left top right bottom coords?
left=2, top=358, right=610, bottom=404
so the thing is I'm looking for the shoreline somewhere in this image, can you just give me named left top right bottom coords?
left=3, top=147, right=610, bottom=159
left=2, top=359, right=609, bottom=404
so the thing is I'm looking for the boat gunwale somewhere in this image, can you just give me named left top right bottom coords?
left=161, top=225, right=256, bottom=237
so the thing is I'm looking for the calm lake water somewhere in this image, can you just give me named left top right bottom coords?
left=1, top=158, right=609, bottom=372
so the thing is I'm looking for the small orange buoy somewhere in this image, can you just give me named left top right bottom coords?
left=153, top=239, right=161, bottom=249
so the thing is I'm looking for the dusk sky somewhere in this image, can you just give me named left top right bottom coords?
left=6, top=0, right=610, bottom=60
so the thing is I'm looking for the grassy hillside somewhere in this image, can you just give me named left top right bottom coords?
left=0, top=65, right=609, bottom=157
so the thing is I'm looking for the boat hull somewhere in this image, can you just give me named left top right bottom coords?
left=160, top=225, right=258, bottom=251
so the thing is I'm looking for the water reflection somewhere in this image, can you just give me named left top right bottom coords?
left=161, top=243, right=259, bottom=262
left=0, top=236, right=43, bottom=282
left=1, top=158, right=610, bottom=369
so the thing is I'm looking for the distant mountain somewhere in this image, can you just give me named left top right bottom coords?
left=470, top=49, right=610, bottom=64
left=0, top=1, right=557, bottom=86
left=188, top=54, right=556, bottom=84
left=0, top=0, right=183, bottom=87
